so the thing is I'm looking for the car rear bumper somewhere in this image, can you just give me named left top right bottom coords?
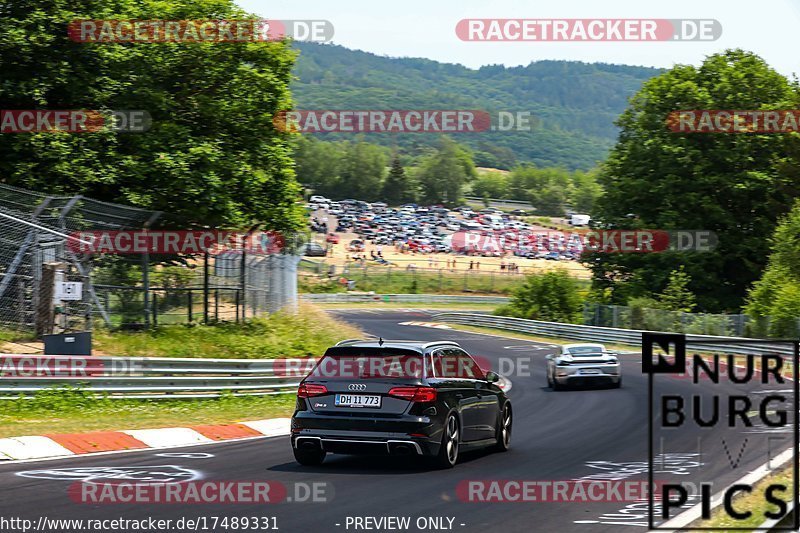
left=291, top=412, right=441, bottom=456
left=554, top=374, right=620, bottom=384
left=293, top=435, right=428, bottom=456
left=554, top=365, right=620, bottom=385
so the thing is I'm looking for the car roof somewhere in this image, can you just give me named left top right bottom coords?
left=331, top=339, right=461, bottom=353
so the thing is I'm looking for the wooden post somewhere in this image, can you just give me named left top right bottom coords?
left=35, top=263, right=60, bottom=337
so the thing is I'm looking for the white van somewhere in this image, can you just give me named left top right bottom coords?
left=569, top=214, right=591, bottom=227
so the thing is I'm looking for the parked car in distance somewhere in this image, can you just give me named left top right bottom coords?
left=347, top=239, right=365, bottom=252
left=299, top=242, right=327, bottom=257
left=326, top=233, right=340, bottom=244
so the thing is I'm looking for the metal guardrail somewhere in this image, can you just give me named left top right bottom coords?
left=463, top=196, right=536, bottom=210
left=302, top=294, right=510, bottom=304
left=0, top=355, right=302, bottom=399
left=431, top=313, right=796, bottom=356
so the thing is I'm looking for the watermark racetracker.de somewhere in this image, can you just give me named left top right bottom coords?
left=0, top=355, right=143, bottom=377
left=272, top=110, right=536, bottom=133
left=448, top=229, right=719, bottom=255
left=667, top=110, right=800, bottom=133
left=66, top=230, right=285, bottom=255
left=68, top=19, right=334, bottom=43
left=456, top=19, right=722, bottom=42
left=0, top=110, right=151, bottom=133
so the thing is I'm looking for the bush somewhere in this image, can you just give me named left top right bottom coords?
left=298, top=276, right=346, bottom=294
left=503, top=269, right=582, bottom=323
left=658, top=266, right=696, bottom=312
left=767, top=283, right=800, bottom=337
left=683, top=314, right=734, bottom=336
left=626, top=296, right=665, bottom=330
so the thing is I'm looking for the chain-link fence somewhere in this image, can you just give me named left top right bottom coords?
left=0, top=183, right=300, bottom=335
left=582, top=303, right=773, bottom=338
left=0, top=201, right=94, bottom=334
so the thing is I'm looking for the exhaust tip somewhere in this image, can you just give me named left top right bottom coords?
left=298, top=438, right=322, bottom=451
left=390, top=443, right=412, bottom=455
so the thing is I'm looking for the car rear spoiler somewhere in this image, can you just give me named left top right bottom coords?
left=334, top=339, right=367, bottom=346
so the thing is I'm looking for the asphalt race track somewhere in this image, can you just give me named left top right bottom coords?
left=0, top=310, right=794, bottom=532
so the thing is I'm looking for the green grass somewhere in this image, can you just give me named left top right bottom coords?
left=0, top=388, right=296, bottom=437
left=691, top=464, right=793, bottom=530
left=300, top=269, right=531, bottom=295
left=93, top=304, right=363, bottom=358
left=0, top=328, right=37, bottom=344
left=523, top=216, right=573, bottom=231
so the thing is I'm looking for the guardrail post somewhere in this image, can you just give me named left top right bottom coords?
left=152, top=292, right=158, bottom=327
left=142, top=250, right=150, bottom=329
left=235, top=290, right=240, bottom=323
left=203, top=252, right=210, bottom=325
left=240, top=242, right=247, bottom=320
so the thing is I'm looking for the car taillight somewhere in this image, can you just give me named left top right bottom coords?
left=298, top=383, right=328, bottom=398
left=388, top=386, right=437, bottom=403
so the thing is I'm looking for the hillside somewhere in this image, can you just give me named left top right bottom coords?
left=291, top=42, right=661, bottom=170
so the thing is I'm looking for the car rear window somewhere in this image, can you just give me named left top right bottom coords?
left=310, top=352, right=425, bottom=379
left=567, top=346, right=605, bottom=356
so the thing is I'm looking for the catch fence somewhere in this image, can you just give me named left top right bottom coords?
left=0, top=183, right=299, bottom=335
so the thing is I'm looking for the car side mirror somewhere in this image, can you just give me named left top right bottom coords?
left=545, top=354, right=553, bottom=360
left=485, top=371, right=500, bottom=383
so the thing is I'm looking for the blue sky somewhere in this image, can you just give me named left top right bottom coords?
left=238, top=0, right=800, bottom=76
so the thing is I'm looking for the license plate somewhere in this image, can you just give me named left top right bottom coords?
left=580, top=369, right=601, bottom=375
left=335, top=394, right=381, bottom=408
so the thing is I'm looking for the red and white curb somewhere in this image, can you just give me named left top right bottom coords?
left=0, top=418, right=290, bottom=462
left=399, top=321, right=452, bottom=329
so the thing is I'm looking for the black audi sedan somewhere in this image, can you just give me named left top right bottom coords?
left=290, top=339, right=512, bottom=468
